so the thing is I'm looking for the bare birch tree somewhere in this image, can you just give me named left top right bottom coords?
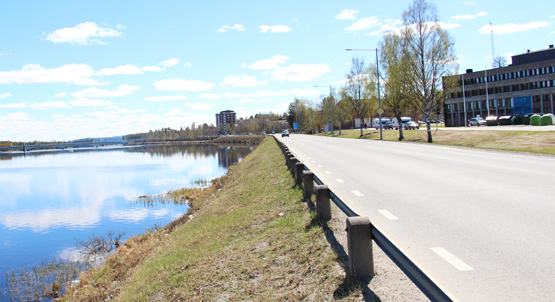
left=343, top=56, right=376, bottom=137
left=379, top=33, right=414, bottom=141
left=401, top=0, right=457, bottom=143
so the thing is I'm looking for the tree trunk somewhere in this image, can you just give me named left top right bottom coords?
left=395, top=113, right=404, bottom=141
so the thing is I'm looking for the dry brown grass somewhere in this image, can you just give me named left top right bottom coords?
left=317, top=128, right=555, bottom=155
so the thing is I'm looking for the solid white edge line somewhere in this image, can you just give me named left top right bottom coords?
left=431, top=247, right=474, bottom=271
left=378, top=209, right=398, bottom=220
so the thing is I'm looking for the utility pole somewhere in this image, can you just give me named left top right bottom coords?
left=490, top=20, right=495, bottom=68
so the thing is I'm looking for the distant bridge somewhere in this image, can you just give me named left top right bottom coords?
left=0, top=140, right=129, bottom=153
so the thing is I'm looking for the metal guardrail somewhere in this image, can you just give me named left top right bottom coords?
left=279, top=137, right=455, bottom=302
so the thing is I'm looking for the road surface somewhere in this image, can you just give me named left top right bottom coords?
left=277, top=134, right=555, bottom=301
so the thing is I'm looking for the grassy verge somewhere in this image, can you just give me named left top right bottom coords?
left=315, top=128, right=555, bottom=155
left=64, top=137, right=360, bottom=301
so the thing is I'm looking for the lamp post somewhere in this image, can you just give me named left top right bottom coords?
left=346, top=48, right=382, bottom=140
left=315, top=85, right=333, bottom=136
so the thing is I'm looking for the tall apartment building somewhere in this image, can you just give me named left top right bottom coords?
left=215, top=110, right=236, bottom=133
left=443, top=45, right=555, bottom=127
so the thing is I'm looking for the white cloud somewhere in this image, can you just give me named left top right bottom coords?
left=259, top=25, right=292, bottom=33
left=71, top=85, right=140, bottom=98
left=223, top=88, right=323, bottom=98
left=363, top=30, right=381, bottom=36
left=98, top=64, right=143, bottom=76
left=272, top=64, right=331, bottom=82
left=54, top=92, right=68, bottom=98
left=119, top=84, right=140, bottom=91
left=154, top=79, right=215, bottom=91
left=184, top=102, right=213, bottom=111
left=249, top=55, right=290, bottom=70
left=465, top=1, right=476, bottom=4
left=142, top=66, right=165, bottom=72
left=53, top=114, right=65, bottom=118
left=0, top=92, right=11, bottom=98
left=386, top=21, right=461, bottom=36
left=234, top=98, right=257, bottom=104
left=69, top=98, right=114, bottom=107
left=164, top=108, right=191, bottom=116
left=30, top=101, right=70, bottom=110
left=345, top=17, right=380, bottom=31
left=199, top=93, right=221, bottom=99
left=218, top=24, right=245, bottom=32
left=479, top=21, right=552, bottom=34
left=145, top=95, right=187, bottom=101
left=162, top=58, right=180, bottom=67
left=451, top=11, right=487, bottom=20
left=219, top=75, right=267, bottom=87
left=44, top=22, right=122, bottom=45
left=335, top=9, right=358, bottom=20
left=259, top=99, right=272, bottom=103
left=0, top=102, right=26, bottom=108
left=0, top=64, right=103, bottom=85
left=184, top=62, right=192, bottom=68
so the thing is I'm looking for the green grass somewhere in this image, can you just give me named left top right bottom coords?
left=65, top=138, right=360, bottom=301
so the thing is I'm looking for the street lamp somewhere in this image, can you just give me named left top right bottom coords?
left=314, top=85, right=334, bottom=136
left=346, top=48, right=383, bottom=140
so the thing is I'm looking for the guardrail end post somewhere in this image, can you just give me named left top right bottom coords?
left=303, top=171, right=314, bottom=200
left=295, top=162, right=304, bottom=184
left=314, top=185, right=331, bottom=221
left=346, top=216, right=374, bottom=280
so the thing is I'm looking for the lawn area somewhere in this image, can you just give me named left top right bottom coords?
left=64, top=137, right=361, bottom=301
left=315, top=128, right=555, bottom=155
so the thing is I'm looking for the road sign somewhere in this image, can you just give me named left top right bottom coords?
left=377, top=108, right=384, bottom=115
left=293, top=122, right=299, bottom=130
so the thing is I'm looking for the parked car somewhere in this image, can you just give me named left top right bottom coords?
left=281, top=130, right=289, bottom=137
left=468, top=118, right=486, bottom=127
left=383, top=121, right=394, bottom=130
left=404, top=121, right=420, bottom=130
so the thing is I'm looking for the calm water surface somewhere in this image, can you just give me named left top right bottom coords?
left=0, top=144, right=252, bottom=297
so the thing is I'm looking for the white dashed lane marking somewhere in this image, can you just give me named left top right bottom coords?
left=335, top=179, right=344, bottom=183
left=431, top=248, right=475, bottom=271
left=378, top=210, right=398, bottom=220
left=325, top=171, right=332, bottom=175
left=317, top=165, right=322, bottom=168
left=352, top=190, right=364, bottom=197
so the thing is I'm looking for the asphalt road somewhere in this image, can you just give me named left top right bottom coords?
left=277, top=134, right=555, bottom=302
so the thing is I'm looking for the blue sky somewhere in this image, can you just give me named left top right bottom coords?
left=1, top=0, right=553, bottom=141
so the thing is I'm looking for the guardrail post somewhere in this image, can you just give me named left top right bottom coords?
left=346, top=216, right=374, bottom=279
left=295, top=162, right=304, bottom=184
left=303, top=171, right=314, bottom=200
left=289, top=156, right=297, bottom=174
left=314, top=185, right=331, bottom=221
left=285, top=152, right=292, bottom=167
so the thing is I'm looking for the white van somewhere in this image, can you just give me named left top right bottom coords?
left=390, top=117, right=411, bottom=128
left=372, top=118, right=391, bottom=129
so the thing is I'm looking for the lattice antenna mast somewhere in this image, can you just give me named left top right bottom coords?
left=490, top=20, right=495, bottom=67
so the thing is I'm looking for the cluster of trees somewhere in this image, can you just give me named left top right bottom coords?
left=283, top=0, right=457, bottom=143
left=125, top=124, right=220, bottom=141
left=125, top=113, right=290, bottom=140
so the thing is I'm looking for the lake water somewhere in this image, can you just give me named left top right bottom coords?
left=0, top=144, right=253, bottom=298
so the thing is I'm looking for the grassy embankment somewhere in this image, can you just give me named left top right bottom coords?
left=64, top=137, right=361, bottom=301
left=316, top=128, right=555, bottom=155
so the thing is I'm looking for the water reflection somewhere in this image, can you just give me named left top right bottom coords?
left=0, top=144, right=253, bottom=299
